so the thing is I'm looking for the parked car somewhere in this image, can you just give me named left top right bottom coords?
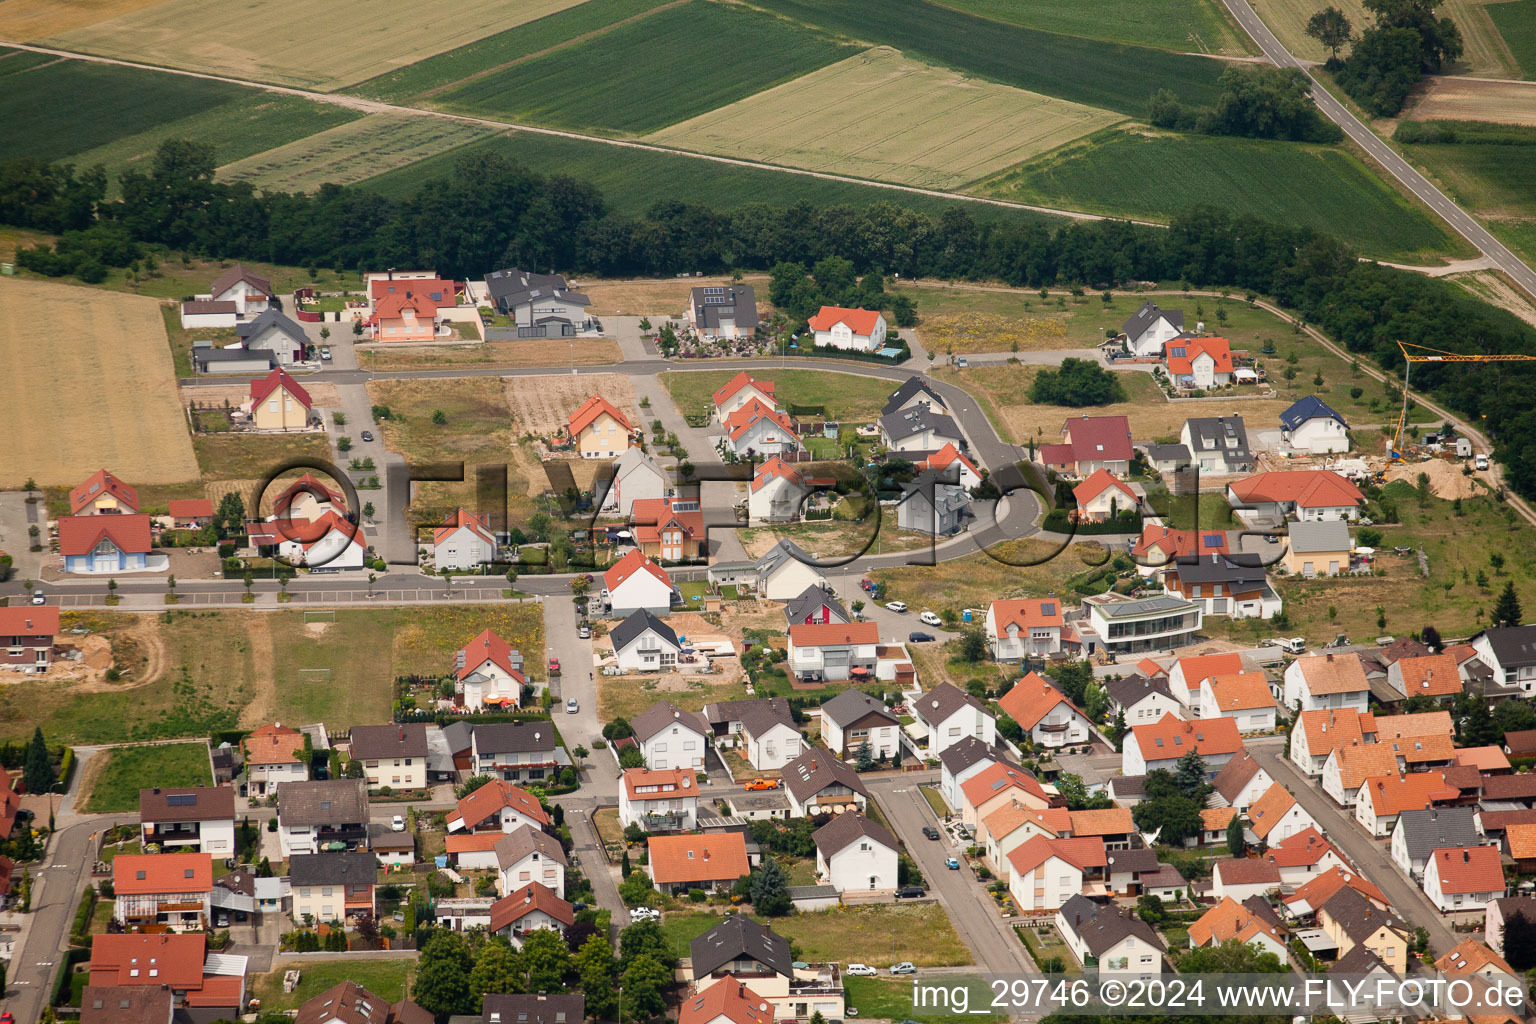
left=745, top=778, right=780, bottom=791
left=361, top=430, right=375, bottom=443
left=31, top=590, right=44, bottom=605
left=919, top=611, right=942, bottom=627
left=946, top=857, right=960, bottom=870
left=846, top=964, right=878, bottom=977
left=885, top=601, right=908, bottom=613
left=630, top=907, right=659, bottom=922
left=566, top=698, right=580, bottom=714
left=889, top=961, right=917, bottom=974
left=577, top=625, right=591, bottom=639
left=320, top=347, right=332, bottom=361
left=548, top=658, right=561, bottom=675
left=1476, top=453, right=1490, bottom=470
left=921, top=826, right=940, bottom=840
left=956, top=357, right=968, bottom=367
left=895, top=886, right=926, bottom=900
left=908, top=631, right=936, bottom=643
left=391, top=814, right=406, bottom=832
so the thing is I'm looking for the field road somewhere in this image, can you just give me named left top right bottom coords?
left=0, top=40, right=1147, bottom=228
left=1218, top=0, right=1536, bottom=302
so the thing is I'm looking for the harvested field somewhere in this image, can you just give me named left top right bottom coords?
left=649, top=47, right=1123, bottom=190
left=47, top=0, right=592, bottom=90
left=358, top=337, right=621, bottom=371
left=218, top=115, right=498, bottom=193
left=0, top=278, right=197, bottom=487
left=1407, top=76, right=1536, bottom=124
left=582, top=275, right=767, bottom=317
left=503, top=373, right=638, bottom=436
left=0, top=0, right=166, bottom=40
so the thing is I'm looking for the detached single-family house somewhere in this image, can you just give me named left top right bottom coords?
left=567, top=395, right=632, bottom=459
left=1105, top=674, right=1184, bottom=727
left=243, top=723, right=308, bottom=797
left=1319, top=887, right=1412, bottom=973
left=784, top=585, right=849, bottom=628
left=483, top=268, right=590, bottom=333
left=1227, top=470, right=1366, bottom=523
left=372, top=289, right=441, bottom=342
left=1164, top=337, right=1233, bottom=390
left=939, top=736, right=1017, bottom=813
left=1485, top=896, right=1536, bottom=957
left=180, top=299, right=237, bottom=328
left=814, top=814, right=898, bottom=893
left=1280, top=395, right=1350, bottom=455
left=678, top=978, right=772, bottom=1024
left=1211, top=750, right=1274, bottom=812
left=706, top=698, right=801, bottom=770
left=292, top=982, right=430, bottom=1024
left=447, top=779, right=550, bottom=835
left=713, top=372, right=778, bottom=425
left=1197, top=672, right=1276, bottom=732
left=1161, top=554, right=1280, bottom=620
left=1167, top=652, right=1247, bottom=707
left=1179, top=415, right=1251, bottom=474
left=631, top=701, right=710, bottom=772
left=818, top=689, right=900, bottom=760
left=1472, top=625, right=1536, bottom=694
left=1284, top=653, right=1370, bottom=713
left=209, top=264, right=272, bottom=315
left=1211, top=858, right=1282, bottom=901
left=1245, top=782, right=1318, bottom=845
left=961, top=761, right=1052, bottom=829
left=1130, top=526, right=1229, bottom=574
left=997, top=672, right=1092, bottom=749
left=139, top=787, right=236, bottom=856
left=1144, top=443, right=1191, bottom=477
left=915, top=442, right=981, bottom=491
left=456, top=629, right=526, bottom=711
left=611, top=610, right=682, bottom=674
left=348, top=724, right=428, bottom=791
left=1390, top=806, right=1482, bottom=881
left=897, top=470, right=970, bottom=536
left=489, top=882, right=572, bottom=945
left=246, top=511, right=365, bottom=573
left=689, top=284, right=759, bottom=340
left=59, top=514, right=154, bottom=574
left=1283, top=520, right=1352, bottom=577
left=1290, top=707, right=1375, bottom=776
left=1040, top=416, right=1133, bottom=478
left=750, top=458, right=809, bottom=523
left=883, top=376, right=947, bottom=417
left=910, top=682, right=997, bottom=759
left=277, top=779, right=370, bottom=858
left=630, top=497, right=706, bottom=562
left=494, top=826, right=567, bottom=898
left=1424, top=845, right=1505, bottom=912
left=1005, top=835, right=1107, bottom=912
left=809, top=306, right=887, bottom=352
left=606, top=447, right=667, bottom=517
left=782, top=747, right=868, bottom=817
left=1121, top=301, right=1185, bottom=357
left=466, top=723, right=560, bottom=785
left=647, top=831, right=750, bottom=894
left=235, top=309, right=307, bottom=366
left=879, top=405, right=963, bottom=454
left=1073, top=469, right=1139, bottom=523
left=747, top=539, right=826, bottom=601
left=604, top=550, right=675, bottom=617
left=724, top=399, right=800, bottom=457
left=985, top=598, right=1064, bottom=663
left=0, top=606, right=58, bottom=674
left=1388, top=652, right=1463, bottom=702
left=431, top=509, right=496, bottom=572
left=619, top=767, right=699, bottom=832
left=70, top=469, right=139, bottom=516
left=690, top=915, right=846, bottom=1021
left=113, top=852, right=213, bottom=932
left=1188, top=896, right=1287, bottom=960
left=289, top=851, right=376, bottom=925
left=1056, top=894, right=1166, bottom=974
left=1122, top=713, right=1243, bottom=777
left=247, top=368, right=314, bottom=432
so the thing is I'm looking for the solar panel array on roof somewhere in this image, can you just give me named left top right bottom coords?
left=166, top=793, right=197, bottom=806
left=1042, top=601, right=1056, bottom=616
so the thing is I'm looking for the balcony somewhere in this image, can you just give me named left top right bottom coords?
left=643, top=812, right=686, bottom=832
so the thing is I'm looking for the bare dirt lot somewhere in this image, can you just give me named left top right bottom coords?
left=359, top=337, right=622, bottom=371
left=1383, top=459, right=1484, bottom=499
left=503, top=373, right=638, bottom=436
left=1406, top=77, right=1536, bottom=126
left=0, top=277, right=199, bottom=487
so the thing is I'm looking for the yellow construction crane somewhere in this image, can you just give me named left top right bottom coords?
left=1389, top=341, right=1536, bottom=462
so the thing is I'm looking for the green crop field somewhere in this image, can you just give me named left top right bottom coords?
left=977, top=129, right=1457, bottom=260
left=649, top=47, right=1123, bottom=190
left=748, top=0, right=1227, bottom=115
left=217, top=113, right=498, bottom=193
left=1489, top=0, right=1536, bottom=78
left=0, top=48, right=56, bottom=77
left=936, top=0, right=1253, bottom=54
left=350, top=0, right=676, bottom=103
left=65, top=95, right=362, bottom=196
left=439, top=0, right=855, bottom=133
left=358, top=129, right=1063, bottom=228
left=0, top=61, right=244, bottom=162
left=1402, top=134, right=1536, bottom=261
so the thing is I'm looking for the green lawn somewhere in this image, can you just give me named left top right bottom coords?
left=1147, top=492, right=1237, bottom=530
left=440, top=0, right=854, bottom=133
left=871, top=538, right=1107, bottom=613
left=934, top=0, right=1253, bottom=54
left=658, top=904, right=974, bottom=967
left=250, top=959, right=412, bottom=1011
left=845, top=976, right=1006, bottom=1024
left=661, top=369, right=896, bottom=421
left=976, top=129, right=1460, bottom=261
left=82, top=742, right=212, bottom=813
left=193, top=433, right=333, bottom=481
left=1489, top=0, right=1536, bottom=78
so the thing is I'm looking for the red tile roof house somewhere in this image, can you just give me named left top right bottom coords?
left=604, top=549, right=676, bottom=617
left=647, top=831, right=751, bottom=894
left=1122, top=713, right=1243, bottom=777
left=985, top=598, right=1065, bottom=662
left=70, top=469, right=140, bottom=515
left=1040, top=415, right=1134, bottom=478
left=371, top=289, right=443, bottom=342
left=713, top=371, right=777, bottom=425
left=786, top=621, right=880, bottom=683
left=0, top=605, right=59, bottom=674
left=1226, top=470, right=1366, bottom=524
left=631, top=497, right=707, bottom=562
left=1163, top=336, right=1233, bottom=390
left=247, top=366, right=314, bottom=432
left=809, top=305, right=888, bottom=352
left=455, top=628, right=527, bottom=710
left=113, top=852, right=214, bottom=932
left=1423, top=845, right=1507, bottom=912
left=167, top=499, right=215, bottom=530
left=447, top=779, right=551, bottom=835
left=997, top=672, right=1092, bottom=749
left=489, top=881, right=573, bottom=945
left=724, top=397, right=800, bottom=457
left=1072, top=469, right=1140, bottom=523
left=59, top=513, right=157, bottom=574
left=89, top=932, right=245, bottom=1022
left=431, top=507, right=497, bottom=572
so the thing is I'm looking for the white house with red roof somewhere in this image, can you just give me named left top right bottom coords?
left=1424, top=845, right=1506, bottom=912
left=89, top=932, right=245, bottom=1022
left=749, top=457, right=808, bottom=523
left=59, top=514, right=158, bottom=574
left=604, top=549, right=675, bottom=616
left=246, top=367, right=314, bottom=432
left=1122, top=713, right=1243, bottom=777
left=1040, top=415, right=1134, bottom=478
left=430, top=508, right=497, bottom=571
left=490, top=881, right=573, bottom=945
left=1130, top=525, right=1229, bottom=575
left=786, top=621, right=879, bottom=683
left=985, top=598, right=1064, bottom=661
left=619, top=767, right=699, bottom=831
left=567, top=395, right=633, bottom=459
left=456, top=629, right=527, bottom=710
left=1163, top=337, right=1233, bottom=389
left=809, top=306, right=887, bottom=352
left=1265, top=827, right=1348, bottom=885
left=1227, top=470, right=1365, bottom=523
left=1006, top=835, right=1107, bottom=912
left=997, top=672, right=1092, bottom=749
left=723, top=399, right=799, bottom=457
left=713, top=372, right=778, bottom=425
left=0, top=606, right=58, bottom=673
left=915, top=443, right=980, bottom=490
left=248, top=511, right=364, bottom=571
left=70, top=469, right=139, bottom=516
left=447, top=779, right=550, bottom=835
left=1073, top=469, right=1140, bottom=523
left=1167, top=652, right=1247, bottom=707
left=113, top=852, right=214, bottom=932
left=371, top=289, right=441, bottom=342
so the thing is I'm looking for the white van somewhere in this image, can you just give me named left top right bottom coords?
left=1475, top=453, right=1490, bottom=471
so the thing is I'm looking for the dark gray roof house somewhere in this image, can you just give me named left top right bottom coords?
left=1121, top=301, right=1183, bottom=342
left=819, top=689, right=899, bottom=731
left=912, top=681, right=990, bottom=730
left=278, top=779, right=369, bottom=826
left=1183, top=415, right=1252, bottom=472
left=236, top=308, right=307, bottom=345
left=630, top=701, right=710, bottom=743
left=494, top=826, right=568, bottom=870
left=1057, top=894, right=1165, bottom=958
left=883, top=376, right=948, bottom=416
left=1479, top=625, right=1536, bottom=669
left=483, top=268, right=590, bottom=315
left=1393, top=807, right=1482, bottom=865
left=1320, top=885, right=1408, bottom=945
left=813, top=812, right=898, bottom=859
left=880, top=405, right=964, bottom=447
left=609, top=609, right=679, bottom=655
left=289, top=850, right=377, bottom=887
left=194, top=346, right=276, bottom=373
left=349, top=723, right=429, bottom=761
left=472, top=721, right=559, bottom=755
left=938, top=735, right=1016, bottom=777
left=1331, top=942, right=1393, bottom=977
left=138, top=786, right=236, bottom=824
left=1103, top=673, right=1177, bottom=714
left=689, top=284, right=759, bottom=335
left=753, top=537, right=818, bottom=578
left=704, top=697, right=795, bottom=739
left=691, top=915, right=795, bottom=978
left=783, top=585, right=850, bottom=627
left=481, top=992, right=585, bottom=1024
left=1145, top=442, right=1191, bottom=465
left=783, top=747, right=868, bottom=805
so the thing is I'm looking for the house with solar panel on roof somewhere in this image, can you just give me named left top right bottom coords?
left=688, top=284, right=759, bottom=341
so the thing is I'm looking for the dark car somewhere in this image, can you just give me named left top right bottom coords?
left=895, top=886, right=927, bottom=899
left=361, top=430, right=375, bottom=442
left=908, top=631, right=936, bottom=643
left=921, top=826, right=940, bottom=840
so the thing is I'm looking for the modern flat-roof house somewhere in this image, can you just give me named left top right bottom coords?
left=1180, top=415, right=1251, bottom=474
left=818, top=690, right=900, bottom=760
left=1081, top=594, right=1203, bottom=655
left=277, top=779, right=370, bottom=857
left=1280, top=395, right=1350, bottom=455
left=1040, top=415, right=1133, bottom=478
left=985, top=598, right=1065, bottom=662
left=689, top=284, right=759, bottom=340
left=348, top=724, right=429, bottom=791
left=139, top=787, right=236, bottom=856
left=484, top=268, right=591, bottom=334
left=0, top=606, right=58, bottom=674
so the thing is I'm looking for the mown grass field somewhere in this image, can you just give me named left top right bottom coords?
left=440, top=0, right=854, bottom=133
left=660, top=369, right=895, bottom=421
left=871, top=538, right=1101, bottom=612
left=218, top=114, right=497, bottom=193
left=976, top=129, right=1458, bottom=261
left=358, top=129, right=1062, bottom=228
left=748, top=0, right=1227, bottom=115
left=1489, top=0, right=1536, bottom=78
left=62, top=95, right=362, bottom=196
left=82, top=742, right=212, bottom=813
left=649, top=47, right=1123, bottom=190
left=0, top=60, right=243, bottom=162
left=46, top=0, right=591, bottom=90
left=251, top=960, right=412, bottom=1012
left=350, top=0, right=675, bottom=103
left=656, top=904, right=974, bottom=967
left=936, top=0, right=1252, bottom=54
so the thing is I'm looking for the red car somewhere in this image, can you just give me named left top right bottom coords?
left=548, top=658, right=561, bottom=675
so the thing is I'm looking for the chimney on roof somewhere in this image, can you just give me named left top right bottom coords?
left=1326, top=653, right=1334, bottom=662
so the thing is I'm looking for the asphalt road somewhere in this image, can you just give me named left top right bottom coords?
left=1218, top=0, right=1536, bottom=301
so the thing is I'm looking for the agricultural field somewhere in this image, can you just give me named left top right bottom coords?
left=439, top=0, right=854, bottom=134
left=81, top=742, right=213, bottom=813
left=1264, top=0, right=1525, bottom=75
left=1488, top=0, right=1536, bottom=78
left=661, top=369, right=894, bottom=421
left=975, top=128, right=1460, bottom=261
left=358, top=129, right=1062, bottom=229
left=64, top=95, right=363, bottom=196
left=45, top=0, right=592, bottom=91
left=217, top=114, right=499, bottom=193
left=935, top=0, right=1252, bottom=54
left=0, top=278, right=198, bottom=488
left=1399, top=127, right=1536, bottom=263
left=747, top=0, right=1228, bottom=115
left=1406, top=77, right=1536, bottom=125
left=649, top=48, right=1124, bottom=190
left=350, top=0, right=675, bottom=103
left=0, top=48, right=58, bottom=76
left=0, top=60, right=244, bottom=162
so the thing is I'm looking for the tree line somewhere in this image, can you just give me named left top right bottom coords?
left=5, top=138, right=1536, bottom=496
left=1310, top=0, right=1464, bottom=115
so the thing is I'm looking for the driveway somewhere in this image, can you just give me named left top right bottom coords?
left=0, top=490, right=45, bottom=579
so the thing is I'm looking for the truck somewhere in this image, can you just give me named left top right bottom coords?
left=1263, top=637, right=1307, bottom=654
